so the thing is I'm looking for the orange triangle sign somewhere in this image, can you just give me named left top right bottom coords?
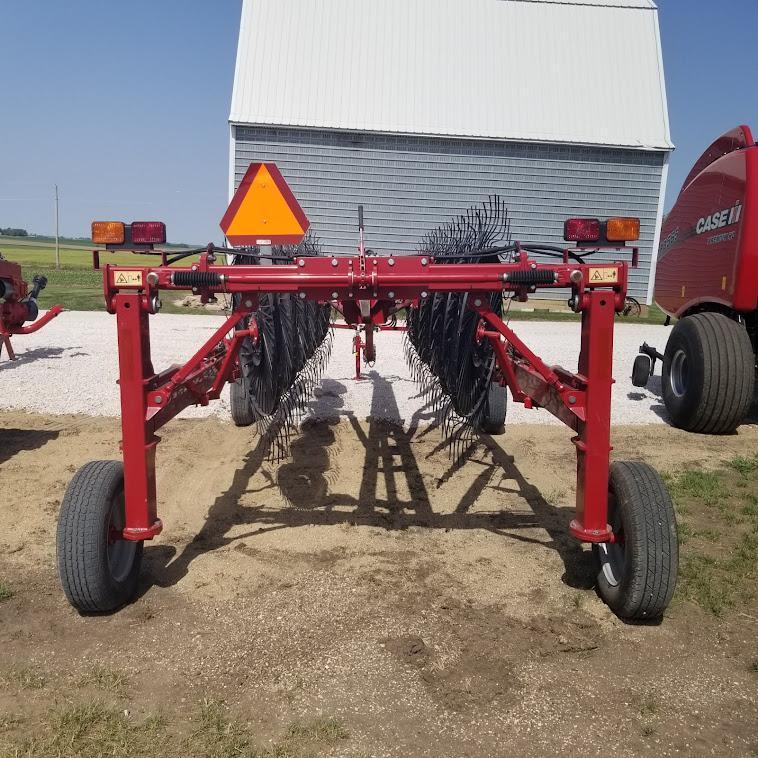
left=220, top=162, right=309, bottom=245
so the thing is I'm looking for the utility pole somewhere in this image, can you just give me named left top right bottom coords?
left=54, top=184, right=60, bottom=269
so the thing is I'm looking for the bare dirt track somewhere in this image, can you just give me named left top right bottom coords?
left=1, top=402, right=757, bottom=757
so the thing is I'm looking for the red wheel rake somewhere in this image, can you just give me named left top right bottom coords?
left=0, top=255, right=62, bottom=361
left=55, top=167, right=678, bottom=621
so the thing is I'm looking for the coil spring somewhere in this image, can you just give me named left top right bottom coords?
left=504, top=269, right=557, bottom=286
left=171, top=271, right=222, bottom=287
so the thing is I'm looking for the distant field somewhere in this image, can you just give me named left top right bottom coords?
left=0, top=240, right=158, bottom=269
left=0, top=238, right=198, bottom=313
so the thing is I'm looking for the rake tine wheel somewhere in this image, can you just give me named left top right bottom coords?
left=405, top=197, right=512, bottom=454
left=229, top=233, right=335, bottom=460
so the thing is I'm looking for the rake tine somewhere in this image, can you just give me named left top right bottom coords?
left=403, top=196, right=511, bottom=465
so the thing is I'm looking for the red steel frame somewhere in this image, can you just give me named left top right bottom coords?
left=101, top=245, right=632, bottom=544
left=0, top=259, right=62, bottom=361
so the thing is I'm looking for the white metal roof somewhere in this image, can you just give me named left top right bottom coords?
left=496, top=1, right=656, bottom=6
left=230, top=0, right=672, bottom=150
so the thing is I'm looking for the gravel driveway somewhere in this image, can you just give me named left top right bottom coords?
left=0, top=310, right=673, bottom=425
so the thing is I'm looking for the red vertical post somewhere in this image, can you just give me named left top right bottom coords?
left=115, top=294, right=162, bottom=540
left=570, top=289, right=614, bottom=542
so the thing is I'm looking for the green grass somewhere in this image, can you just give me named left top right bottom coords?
left=0, top=241, right=162, bottom=270
left=726, top=455, right=758, bottom=477
left=190, top=700, right=348, bottom=758
left=504, top=302, right=669, bottom=325
left=0, top=235, right=196, bottom=268
left=0, top=698, right=349, bottom=758
left=638, top=692, right=658, bottom=717
left=637, top=692, right=659, bottom=738
left=678, top=533, right=758, bottom=616
left=743, top=495, right=758, bottom=518
left=0, top=582, right=13, bottom=602
left=667, top=461, right=758, bottom=616
left=77, top=665, right=129, bottom=695
left=189, top=699, right=254, bottom=757
left=0, top=667, right=46, bottom=690
left=690, top=527, right=722, bottom=542
left=8, top=702, right=167, bottom=758
left=1, top=241, right=198, bottom=314
left=27, top=267, right=107, bottom=312
left=666, top=470, right=726, bottom=506
left=676, top=520, right=693, bottom=544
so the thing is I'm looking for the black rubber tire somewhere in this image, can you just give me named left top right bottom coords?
left=662, top=313, right=755, bottom=434
left=481, top=383, right=507, bottom=434
left=631, top=354, right=651, bottom=387
left=56, top=461, right=143, bottom=613
left=593, top=461, right=678, bottom=621
left=230, top=377, right=255, bottom=427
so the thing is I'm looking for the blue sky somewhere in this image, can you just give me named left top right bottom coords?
left=1, top=1, right=756, bottom=244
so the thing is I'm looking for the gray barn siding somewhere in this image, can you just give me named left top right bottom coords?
left=234, top=126, right=665, bottom=302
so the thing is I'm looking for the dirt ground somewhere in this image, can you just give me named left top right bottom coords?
left=1, top=394, right=757, bottom=756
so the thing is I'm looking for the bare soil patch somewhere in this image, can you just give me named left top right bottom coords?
left=1, top=410, right=757, bottom=756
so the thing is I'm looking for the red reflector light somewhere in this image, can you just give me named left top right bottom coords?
left=131, top=221, right=166, bottom=245
left=564, top=218, right=601, bottom=242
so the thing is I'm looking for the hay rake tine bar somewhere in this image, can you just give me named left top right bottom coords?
left=55, top=179, right=678, bottom=620
left=100, top=250, right=627, bottom=546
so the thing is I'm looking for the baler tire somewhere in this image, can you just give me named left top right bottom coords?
left=230, top=377, right=255, bottom=427
left=662, top=313, right=754, bottom=434
left=593, top=461, right=678, bottom=621
left=631, top=354, right=652, bottom=388
left=56, top=460, right=143, bottom=613
left=481, top=383, right=507, bottom=434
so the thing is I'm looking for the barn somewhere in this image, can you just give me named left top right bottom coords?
left=228, top=0, right=672, bottom=303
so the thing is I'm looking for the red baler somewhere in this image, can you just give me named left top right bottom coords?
left=634, top=126, right=757, bottom=433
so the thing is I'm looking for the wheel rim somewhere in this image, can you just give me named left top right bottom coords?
left=598, top=491, right=625, bottom=587
left=669, top=348, right=689, bottom=398
left=107, top=490, right=137, bottom=583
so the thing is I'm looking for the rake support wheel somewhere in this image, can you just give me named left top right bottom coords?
left=593, top=461, right=678, bottom=621
left=481, top=383, right=507, bottom=434
left=57, top=460, right=143, bottom=613
left=230, top=377, right=255, bottom=427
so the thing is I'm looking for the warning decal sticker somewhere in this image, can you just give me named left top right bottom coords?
left=114, top=270, right=144, bottom=287
left=588, top=267, right=619, bottom=284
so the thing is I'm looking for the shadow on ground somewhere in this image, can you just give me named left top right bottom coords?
left=142, top=373, right=594, bottom=597
left=0, top=345, right=89, bottom=370
left=0, top=426, right=60, bottom=465
left=625, top=374, right=672, bottom=423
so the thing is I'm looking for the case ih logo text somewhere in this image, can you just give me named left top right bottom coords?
left=659, top=227, right=680, bottom=253
left=696, top=202, right=742, bottom=234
